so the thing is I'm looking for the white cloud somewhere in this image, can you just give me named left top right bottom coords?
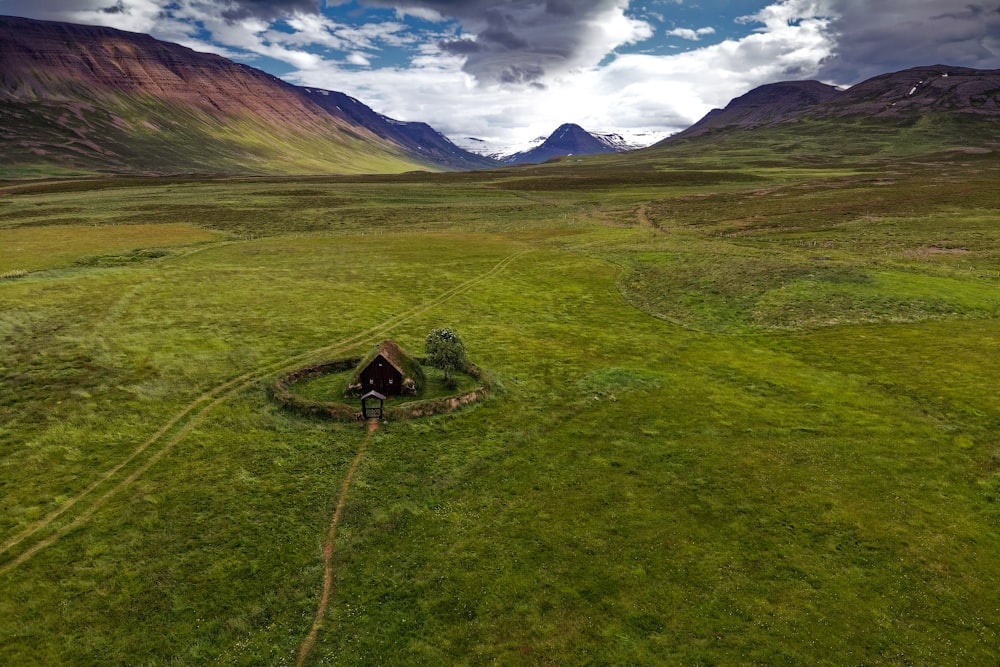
left=393, top=6, right=444, bottom=22
left=666, top=26, right=716, bottom=41
left=66, top=0, right=165, bottom=34
left=739, top=0, right=831, bottom=30
left=337, top=21, right=415, bottom=48
left=347, top=52, right=371, bottom=66
left=275, top=13, right=350, bottom=50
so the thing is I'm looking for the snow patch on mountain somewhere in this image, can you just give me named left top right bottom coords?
left=453, top=127, right=667, bottom=160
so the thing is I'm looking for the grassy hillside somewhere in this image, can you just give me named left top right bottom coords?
left=1, top=149, right=999, bottom=664
left=0, top=15, right=440, bottom=178
left=0, top=94, right=429, bottom=178
left=650, top=113, right=1000, bottom=165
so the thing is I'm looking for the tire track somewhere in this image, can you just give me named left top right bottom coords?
left=0, top=249, right=531, bottom=575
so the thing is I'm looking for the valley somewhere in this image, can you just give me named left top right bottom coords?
left=3, top=14, right=1000, bottom=662
left=1, top=147, right=999, bottom=663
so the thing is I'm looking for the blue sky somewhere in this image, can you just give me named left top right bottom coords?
left=283, top=1, right=773, bottom=72
left=2, top=1, right=998, bottom=152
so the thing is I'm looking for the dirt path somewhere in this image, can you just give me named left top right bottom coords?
left=296, top=420, right=379, bottom=667
left=0, top=249, right=531, bottom=575
left=636, top=204, right=654, bottom=229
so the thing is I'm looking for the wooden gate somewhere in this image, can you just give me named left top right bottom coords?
left=361, top=390, right=385, bottom=420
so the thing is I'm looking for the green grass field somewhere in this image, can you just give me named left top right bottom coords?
left=1, top=147, right=999, bottom=664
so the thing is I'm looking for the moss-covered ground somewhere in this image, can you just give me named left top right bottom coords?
left=1, top=147, right=999, bottom=664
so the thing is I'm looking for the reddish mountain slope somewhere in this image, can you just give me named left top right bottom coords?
left=1, top=17, right=314, bottom=124
left=0, top=15, right=483, bottom=175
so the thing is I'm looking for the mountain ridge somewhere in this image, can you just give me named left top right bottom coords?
left=665, top=65, right=1000, bottom=148
left=301, top=88, right=499, bottom=170
left=3, top=13, right=999, bottom=177
left=815, top=65, right=1000, bottom=119
left=0, top=14, right=489, bottom=176
left=673, top=80, right=841, bottom=140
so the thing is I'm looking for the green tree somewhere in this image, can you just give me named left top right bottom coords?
left=425, top=328, right=467, bottom=386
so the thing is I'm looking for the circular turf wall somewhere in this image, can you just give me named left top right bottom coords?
left=269, top=357, right=493, bottom=421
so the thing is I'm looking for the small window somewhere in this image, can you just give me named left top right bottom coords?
left=388, top=378, right=394, bottom=385
left=369, top=378, right=374, bottom=385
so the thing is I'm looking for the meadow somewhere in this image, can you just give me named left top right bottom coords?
left=1, top=146, right=999, bottom=664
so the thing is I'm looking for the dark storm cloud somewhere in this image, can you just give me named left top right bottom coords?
left=818, top=0, right=1000, bottom=83
left=0, top=0, right=117, bottom=15
left=931, top=3, right=1000, bottom=20
left=439, top=38, right=482, bottom=54
left=219, top=0, right=321, bottom=21
left=101, top=1, right=126, bottom=14
left=357, top=0, right=629, bottom=84
left=0, top=0, right=321, bottom=21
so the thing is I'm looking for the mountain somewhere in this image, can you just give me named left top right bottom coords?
left=301, top=88, right=499, bottom=170
left=813, top=65, right=1000, bottom=119
left=503, top=123, right=629, bottom=165
left=661, top=65, right=1000, bottom=155
left=0, top=15, right=488, bottom=176
left=673, top=80, right=841, bottom=140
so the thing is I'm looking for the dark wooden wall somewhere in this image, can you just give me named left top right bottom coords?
left=359, top=354, right=404, bottom=395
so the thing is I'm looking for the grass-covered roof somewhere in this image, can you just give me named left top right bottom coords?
left=350, top=339, right=425, bottom=393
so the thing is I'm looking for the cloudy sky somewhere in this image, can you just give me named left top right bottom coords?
left=1, top=0, right=998, bottom=152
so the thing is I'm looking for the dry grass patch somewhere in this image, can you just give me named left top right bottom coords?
left=0, top=223, right=224, bottom=272
left=901, top=246, right=972, bottom=258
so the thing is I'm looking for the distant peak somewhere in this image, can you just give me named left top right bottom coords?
left=501, top=122, right=628, bottom=165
